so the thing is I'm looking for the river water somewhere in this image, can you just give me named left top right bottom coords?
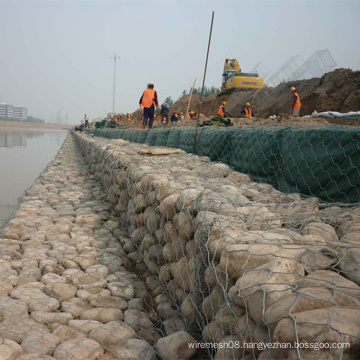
left=0, top=127, right=68, bottom=228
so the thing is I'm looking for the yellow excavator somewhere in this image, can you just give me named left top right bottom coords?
left=221, top=58, right=264, bottom=93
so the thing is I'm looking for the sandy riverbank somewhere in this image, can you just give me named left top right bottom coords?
left=0, top=120, right=72, bottom=130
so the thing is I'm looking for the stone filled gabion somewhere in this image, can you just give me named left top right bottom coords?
left=74, top=132, right=360, bottom=359
left=0, top=131, right=359, bottom=360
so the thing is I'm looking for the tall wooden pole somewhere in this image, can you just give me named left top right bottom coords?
left=193, top=11, right=214, bottom=153
left=186, top=78, right=197, bottom=118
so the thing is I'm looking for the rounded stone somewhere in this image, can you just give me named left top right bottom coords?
left=53, top=338, right=104, bottom=360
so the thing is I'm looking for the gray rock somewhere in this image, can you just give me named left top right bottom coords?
left=53, top=338, right=104, bottom=360
left=114, top=339, right=156, bottom=360
left=157, top=331, right=197, bottom=360
left=89, top=321, right=135, bottom=346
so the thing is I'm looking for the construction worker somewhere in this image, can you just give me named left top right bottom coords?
left=240, top=102, right=254, bottom=118
left=291, top=87, right=301, bottom=116
left=84, top=114, right=90, bottom=128
left=188, top=111, right=197, bottom=119
left=180, top=112, right=185, bottom=120
left=218, top=101, right=228, bottom=117
left=170, top=111, right=178, bottom=123
left=127, top=113, right=131, bottom=121
left=160, top=104, right=169, bottom=124
left=139, top=82, right=159, bottom=129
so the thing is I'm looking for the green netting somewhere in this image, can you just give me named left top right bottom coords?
left=196, top=128, right=233, bottom=164
left=110, top=130, right=120, bottom=139
left=278, top=126, right=360, bottom=203
left=229, top=127, right=283, bottom=185
left=83, top=126, right=360, bottom=203
left=177, top=128, right=198, bottom=153
left=122, top=131, right=132, bottom=141
left=146, top=131, right=159, bottom=146
left=127, top=132, right=138, bottom=142
left=154, top=129, right=170, bottom=147
left=166, top=128, right=182, bottom=148
left=137, top=130, right=148, bottom=144
left=118, top=130, right=126, bottom=139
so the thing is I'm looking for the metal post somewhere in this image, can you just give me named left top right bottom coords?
left=193, top=11, right=214, bottom=153
left=110, top=54, right=120, bottom=116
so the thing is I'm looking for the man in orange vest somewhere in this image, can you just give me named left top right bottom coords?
left=240, top=102, right=254, bottom=118
left=139, top=82, right=159, bottom=129
left=218, top=101, right=228, bottom=117
left=126, top=113, right=131, bottom=120
left=188, top=111, right=197, bottom=119
left=180, top=112, right=185, bottom=120
left=291, top=86, right=301, bottom=116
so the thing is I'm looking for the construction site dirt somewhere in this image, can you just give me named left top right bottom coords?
left=124, top=68, right=359, bottom=131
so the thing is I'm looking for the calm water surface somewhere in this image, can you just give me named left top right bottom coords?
left=0, top=128, right=68, bottom=228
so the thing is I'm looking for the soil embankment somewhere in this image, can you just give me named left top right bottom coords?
left=126, top=68, right=360, bottom=129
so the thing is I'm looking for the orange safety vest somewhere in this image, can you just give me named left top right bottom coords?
left=245, top=108, right=252, bottom=118
left=218, top=104, right=225, bottom=117
left=140, top=89, right=158, bottom=108
left=180, top=115, right=184, bottom=120
left=293, top=92, right=301, bottom=109
left=127, top=114, right=131, bottom=120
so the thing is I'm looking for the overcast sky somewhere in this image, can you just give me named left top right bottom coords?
left=1, top=0, right=359, bottom=123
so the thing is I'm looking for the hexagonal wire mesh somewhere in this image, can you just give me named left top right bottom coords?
left=0, top=130, right=359, bottom=360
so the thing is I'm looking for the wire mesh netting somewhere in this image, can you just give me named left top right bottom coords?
left=268, top=55, right=305, bottom=87
left=268, top=50, right=337, bottom=87
left=251, top=62, right=271, bottom=80
left=85, top=126, right=360, bottom=203
left=79, top=132, right=359, bottom=359
left=0, top=131, right=359, bottom=360
left=288, top=50, right=337, bottom=82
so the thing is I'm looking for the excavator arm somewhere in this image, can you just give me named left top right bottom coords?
left=224, top=58, right=241, bottom=73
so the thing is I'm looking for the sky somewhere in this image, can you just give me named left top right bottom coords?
left=0, top=0, right=359, bottom=124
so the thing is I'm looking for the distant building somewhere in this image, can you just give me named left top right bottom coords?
left=0, top=102, right=27, bottom=120
left=13, top=104, right=27, bottom=120
left=0, top=102, right=13, bottom=118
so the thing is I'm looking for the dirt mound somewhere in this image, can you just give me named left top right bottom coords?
left=164, top=68, right=360, bottom=119
left=126, top=69, right=359, bottom=130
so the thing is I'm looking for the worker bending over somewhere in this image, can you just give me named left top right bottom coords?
left=160, top=104, right=169, bottom=124
left=180, top=112, right=185, bottom=120
left=188, top=111, right=197, bottom=119
left=218, top=101, right=228, bottom=117
left=291, top=87, right=301, bottom=116
left=170, top=111, right=179, bottom=123
left=241, top=102, right=254, bottom=118
left=139, top=82, right=159, bottom=129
